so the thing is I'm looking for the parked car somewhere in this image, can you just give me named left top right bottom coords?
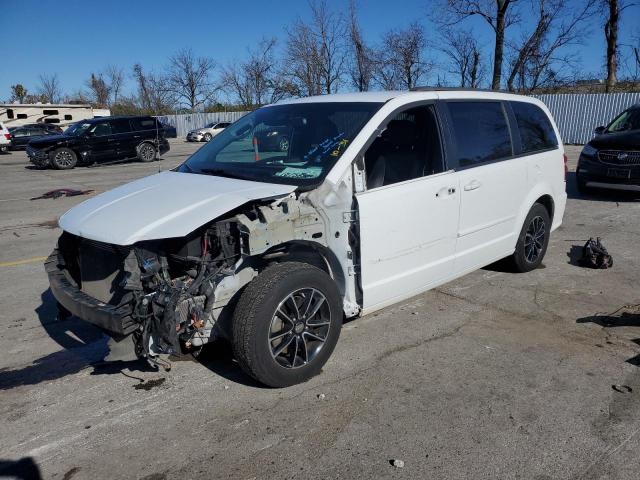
left=0, top=122, right=10, bottom=153
left=577, top=104, right=640, bottom=193
left=46, top=90, right=566, bottom=387
left=254, top=126, right=292, bottom=152
left=186, top=122, right=231, bottom=142
left=27, top=116, right=170, bottom=169
left=9, top=124, right=61, bottom=150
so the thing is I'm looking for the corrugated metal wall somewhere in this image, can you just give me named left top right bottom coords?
left=533, top=93, right=640, bottom=144
left=159, top=93, right=640, bottom=144
left=157, top=111, right=249, bottom=137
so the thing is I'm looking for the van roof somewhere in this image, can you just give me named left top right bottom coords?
left=275, top=89, right=538, bottom=105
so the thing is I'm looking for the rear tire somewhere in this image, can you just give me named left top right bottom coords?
left=508, top=203, right=551, bottom=273
left=51, top=148, right=77, bottom=169
left=232, top=262, right=342, bottom=388
left=137, top=142, right=157, bottom=162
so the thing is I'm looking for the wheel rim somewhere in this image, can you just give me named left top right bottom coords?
left=524, top=215, right=546, bottom=263
left=204, top=134, right=212, bottom=141
left=268, top=288, right=331, bottom=369
left=279, top=138, right=289, bottom=151
left=54, top=150, right=73, bottom=167
left=141, top=144, right=154, bottom=160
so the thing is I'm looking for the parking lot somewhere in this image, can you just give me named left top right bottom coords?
left=1, top=141, right=639, bottom=479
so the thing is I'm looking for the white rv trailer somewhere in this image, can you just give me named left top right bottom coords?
left=0, top=104, right=110, bottom=130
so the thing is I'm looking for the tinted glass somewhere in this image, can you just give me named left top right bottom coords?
left=90, top=122, right=112, bottom=136
left=12, top=128, right=29, bottom=137
left=511, top=102, right=558, bottom=153
left=111, top=119, right=132, bottom=134
left=447, top=101, right=512, bottom=167
left=607, top=108, right=640, bottom=133
left=131, top=117, right=157, bottom=131
left=180, top=102, right=382, bottom=187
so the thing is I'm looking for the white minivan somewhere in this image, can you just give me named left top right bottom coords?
left=47, top=90, right=567, bottom=387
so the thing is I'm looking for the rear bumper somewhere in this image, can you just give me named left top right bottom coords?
left=45, top=250, right=138, bottom=336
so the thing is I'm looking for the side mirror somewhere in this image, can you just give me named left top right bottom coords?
left=594, top=126, right=606, bottom=135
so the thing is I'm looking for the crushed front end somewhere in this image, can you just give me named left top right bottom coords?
left=46, top=220, right=243, bottom=365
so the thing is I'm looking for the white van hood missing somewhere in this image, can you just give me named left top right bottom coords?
left=59, top=171, right=296, bottom=245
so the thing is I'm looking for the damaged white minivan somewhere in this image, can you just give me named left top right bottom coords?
left=46, top=89, right=567, bottom=387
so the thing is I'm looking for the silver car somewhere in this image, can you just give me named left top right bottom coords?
left=186, top=122, right=231, bottom=142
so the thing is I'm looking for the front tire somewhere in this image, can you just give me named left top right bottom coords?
left=232, top=262, right=343, bottom=388
left=509, top=203, right=551, bottom=273
left=51, top=148, right=77, bottom=169
left=203, top=133, right=212, bottom=142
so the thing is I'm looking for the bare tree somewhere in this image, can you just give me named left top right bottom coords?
left=347, top=0, right=375, bottom=91
left=132, top=63, right=173, bottom=114
left=600, top=0, right=633, bottom=91
left=10, top=84, right=28, bottom=103
left=438, top=0, right=519, bottom=90
left=166, top=48, right=217, bottom=112
left=440, top=30, right=485, bottom=87
left=506, top=0, right=597, bottom=92
left=376, top=22, right=430, bottom=90
left=37, top=73, right=63, bottom=103
left=105, top=65, right=124, bottom=105
left=285, top=0, right=346, bottom=96
left=86, top=73, right=111, bottom=107
left=222, top=38, right=290, bottom=108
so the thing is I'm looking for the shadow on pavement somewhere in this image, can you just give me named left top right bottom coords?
left=0, top=289, right=148, bottom=390
left=0, top=457, right=42, bottom=480
left=195, top=340, right=266, bottom=389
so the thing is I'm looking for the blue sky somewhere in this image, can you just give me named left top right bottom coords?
left=1, top=0, right=639, bottom=101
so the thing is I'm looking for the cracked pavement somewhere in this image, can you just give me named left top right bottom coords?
left=1, top=143, right=639, bottom=479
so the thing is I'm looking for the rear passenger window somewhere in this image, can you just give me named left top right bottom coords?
left=131, top=118, right=156, bottom=131
left=446, top=101, right=512, bottom=167
left=511, top=102, right=558, bottom=153
left=111, top=119, right=132, bottom=134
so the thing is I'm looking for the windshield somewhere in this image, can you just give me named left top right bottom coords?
left=179, top=102, right=382, bottom=187
left=607, top=108, right=640, bottom=133
left=65, top=122, right=92, bottom=136
left=204, top=122, right=215, bottom=128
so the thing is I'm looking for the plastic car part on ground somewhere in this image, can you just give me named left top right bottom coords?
left=30, top=188, right=94, bottom=201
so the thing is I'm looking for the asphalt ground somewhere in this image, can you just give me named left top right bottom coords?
left=0, top=142, right=639, bottom=479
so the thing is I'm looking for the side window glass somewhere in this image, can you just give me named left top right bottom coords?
left=447, top=101, right=512, bottom=167
left=364, top=105, right=444, bottom=189
left=132, top=118, right=156, bottom=131
left=511, top=102, right=558, bottom=153
left=111, top=119, right=132, bottom=134
left=13, top=128, right=29, bottom=137
left=90, top=122, right=112, bottom=137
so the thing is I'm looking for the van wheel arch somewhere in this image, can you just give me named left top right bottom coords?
left=535, top=194, right=554, bottom=223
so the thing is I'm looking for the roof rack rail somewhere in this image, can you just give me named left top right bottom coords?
left=409, top=86, right=506, bottom=93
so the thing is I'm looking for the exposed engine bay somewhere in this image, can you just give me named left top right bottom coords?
left=51, top=192, right=356, bottom=366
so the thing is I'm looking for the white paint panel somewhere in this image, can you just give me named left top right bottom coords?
left=357, top=171, right=460, bottom=311
left=59, top=171, right=295, bottom=245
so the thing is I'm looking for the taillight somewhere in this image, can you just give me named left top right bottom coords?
left=563, top=153, right=568, bottom=181
left=4, top=133, right=10, bottom=140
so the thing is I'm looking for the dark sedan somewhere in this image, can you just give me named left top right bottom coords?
left=577, top=105, right=640, bottom=193
left=9, top=124, right=62, bottom=150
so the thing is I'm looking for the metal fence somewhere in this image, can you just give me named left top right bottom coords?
left=533, top=92, right=640, bottom=144
left=159, top=93, right=640, bottom=145
left=157, top=111, right=249, bottom=137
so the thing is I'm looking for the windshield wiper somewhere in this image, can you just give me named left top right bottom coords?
left=199, top=168, right=249, bottom=181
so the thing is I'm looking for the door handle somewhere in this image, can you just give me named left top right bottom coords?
left=464, top=180, right=481, bottom=191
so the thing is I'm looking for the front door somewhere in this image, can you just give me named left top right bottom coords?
left=85, top=121, right=116, bottom=162
left=356, top=104, right=459, bottom=313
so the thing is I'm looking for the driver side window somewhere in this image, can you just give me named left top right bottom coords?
left=364, top=105, right=444, bottom=189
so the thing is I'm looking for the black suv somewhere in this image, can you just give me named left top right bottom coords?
left=577, top=105, right=640, bottom=193
left=27, top=116, right=170, bottom=169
